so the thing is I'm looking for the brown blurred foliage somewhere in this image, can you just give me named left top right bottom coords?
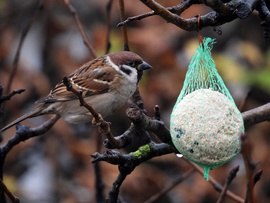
left=1, top=0, right=270, bottom=203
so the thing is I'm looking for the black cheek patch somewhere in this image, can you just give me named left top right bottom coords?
left=120, top=65, right=132, bottom=76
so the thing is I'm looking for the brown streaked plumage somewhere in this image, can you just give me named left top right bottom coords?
left=1, top=51, right=152, bottom=132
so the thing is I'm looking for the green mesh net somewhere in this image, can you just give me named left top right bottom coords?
left=170, top=37, right=244, bottom=180
left=175, top=38, right=234, bottom=105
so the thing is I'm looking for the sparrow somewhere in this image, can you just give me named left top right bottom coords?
left=1, top=51, right=152, bottom=132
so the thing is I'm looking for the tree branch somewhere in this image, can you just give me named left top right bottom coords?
left=105, top=0, right=113, bottom=54
left=0, top=179, right=20, bottom=203
left=0, top=89, right=25, bottom=104
left=119, top=0, right=263, bottom=31
left=144, top=168, right=196, bottom=203
left=126, top=106, right=172, bottom=145
left=216, top=166, right=240, bottom=203
left=1, top=115, right=60, bottom=156
left=188, top=161, right=244, bottom=203
left=119, top=0, right=130, bottom=51
left=106, top=173, right=126, bottom=203
left=62, top=0, right=97, bottom=59
left=92, top=142, right=174, bottom=165
left=6, top=0, right=48, bottom=94
left=242, top=102, right=270, bottom=128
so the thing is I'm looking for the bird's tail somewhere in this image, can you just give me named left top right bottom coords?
left=0, top=106, right=44, bottom=132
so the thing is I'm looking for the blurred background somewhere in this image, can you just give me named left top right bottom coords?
left=1, top=0, right=270, bottom=202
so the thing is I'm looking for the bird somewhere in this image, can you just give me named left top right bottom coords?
left=1, top=51, right=152, bottom=132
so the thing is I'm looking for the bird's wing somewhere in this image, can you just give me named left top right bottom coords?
left=38, top=59, right=117, bottom=103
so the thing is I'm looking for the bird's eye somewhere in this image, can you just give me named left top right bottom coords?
left=127, top=61, right=136, bottom=67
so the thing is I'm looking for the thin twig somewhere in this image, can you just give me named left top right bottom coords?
left=117, top=11, right=155, bottom=27
left=131, top=88, right=147, bottom=114
left=106, top=173, right=126, bottom=203
left=62, top=77, right=123, bottom=148
left=216, top=166, right=240, bottom=203
left=0, top=89, right=25, bottom=104
left=6, top=0, right=48, bottom=94
left=62, top=76, right=99, bottom=119
left=239, top=88, right=252, bottom=112
left=136, top=0, right=259, bottom=31
left=105, top=0, right=113, bottom=54
left=0, top=179, right=20, bottom=203
left=92, top=142, right=173, bottom=165
left=253, top=169, right=263, bottom=185
left=187, top=161, right=244, bottom=203
left=119, top=0, right=130, bottom=51
left=242, top=102, right=270, bottom=128
left=117, top=0, right=197, bottom=27
left=92, top=142, right=174, bottom=202
left=94, top=133, right=105, bottom=203
left=62, top=0, right=97, bottom=59
left=1, top=115, right=60, bottom=156
left=144, top=168, right=195, bottom=203
left=241, top=134, right=257, bottom=203
left=257, top=0, right=270, bottom=40
left=154, top=105, right=161, bottom=121
left=126, top=106, right=174, bottom=145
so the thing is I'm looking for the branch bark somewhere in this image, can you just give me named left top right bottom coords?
left=242, top=102, right=270, bottom=128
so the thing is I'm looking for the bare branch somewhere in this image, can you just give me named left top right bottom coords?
left=105, top=0, right=113, bottom=54
left=257, top=0, right=270, bottom=40
left=119, top=0, right=263, bottom=31
left=131, top=88, right=147, bottom=114
left=119, top=0, right=130, bottom=51
left=94, top=129, right=106, bottom=203
left=0, top=89, right=25, bottom=104
left=216, top=166, right=240, bottom=203
left=117, top=0, right=196, bottom=27
left=253, top=169, right=263, bottom=186
left=0, top=179, right=20, bottom=203
left=6, top=0, right=48, bottom=94
left=144, top=169, right=196, bottom=203
left=63, top=76, right=125, bottom=149
left=117, top=11, right=155, bottom=27
left=106, top=173, right=126, bottom=203
left=92, top=142, right=174, bottom=165
left=188, top=161, right=245, bottom=203
left=62, top=0, right=97, bottom=59
left=240, top=134, right=259, bottom=203
left=154, top=105, right=161, bottom=121
left=1, top=115, right=60, bottom=156
left=242, top=102, right=270, bottom=128
left=137, top=0, right=237, bottom=31
left=126, top=106, right=175, bottom=145
left=103, top=124, right=140, bottom=149
left=62, top=76, right=99, bottom=119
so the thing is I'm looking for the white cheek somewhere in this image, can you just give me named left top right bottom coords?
left=107, top=57, right=120, bottom=71
left=107, top=57, right=138, bottom=84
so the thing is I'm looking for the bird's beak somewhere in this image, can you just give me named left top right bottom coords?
left=137, top=61, right=152, bottom=71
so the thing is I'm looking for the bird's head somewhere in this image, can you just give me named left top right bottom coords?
left=107, top=51, right=152, bottom=84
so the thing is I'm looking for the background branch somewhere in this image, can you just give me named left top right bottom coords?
left=119, top=0, right=265, bottom=32
left=1, top=115, right=60, bottom=156
left=0, top=115, right=59, bottom=203
left=0, top=89, right=25, bottom=104
left=216, top=166, right=240, bottom=203
left=6, top=0, right=47, bottom=94
left=105, top=0, right=113, bottom=54
left=119, top=0, right=130, bottom=51
left=62, top=0, right=97, bottom=59
left=242, top=102, right=270, bottom=127
left=144, top=169, right=196, bottom=203
left=1, top=0, right=270, bottom=202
